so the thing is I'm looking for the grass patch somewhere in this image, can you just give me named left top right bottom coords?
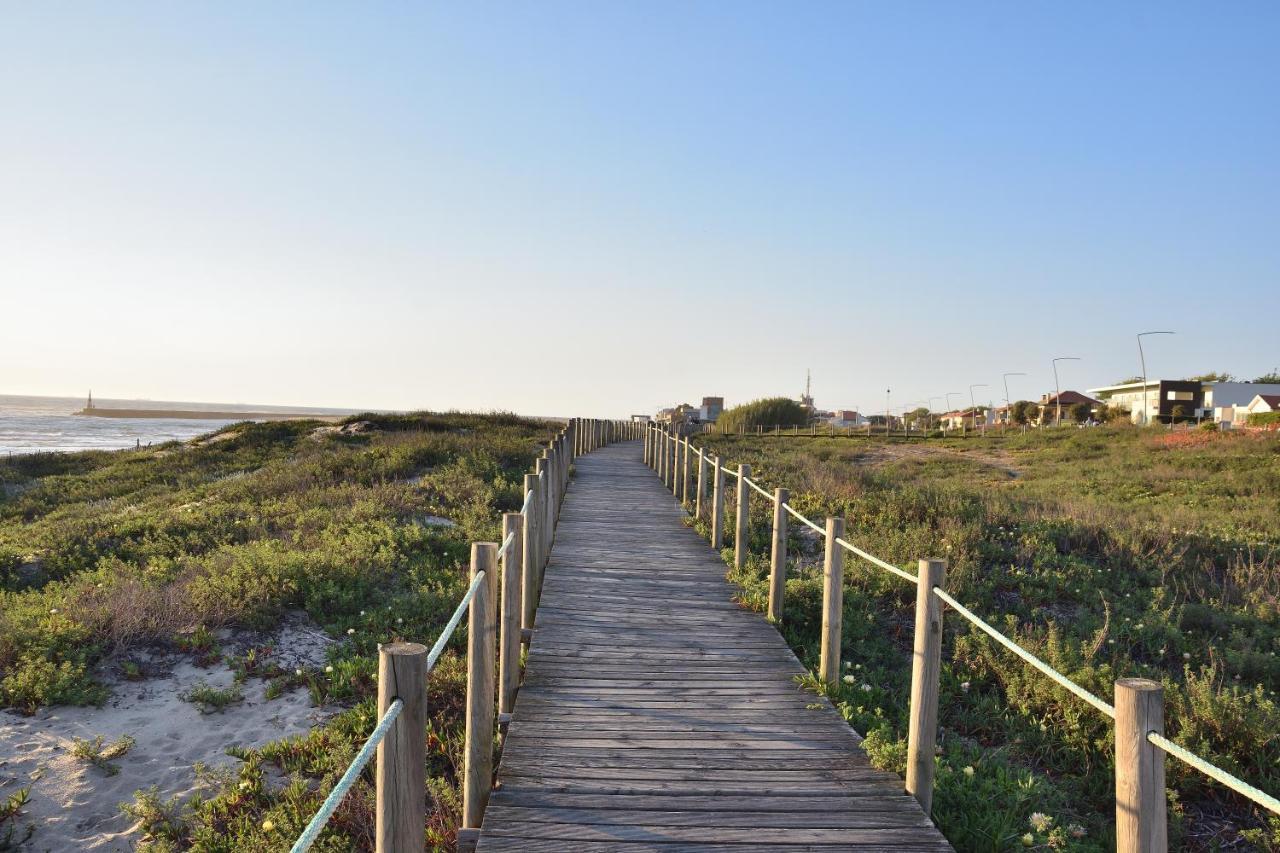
left=695, top=426, right=1280, bottom=851
left=0, top=411, right=556, bottom=849
left=70, top=733, right=137, bottom=776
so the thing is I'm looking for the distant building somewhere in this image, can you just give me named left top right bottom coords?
left=698, top=396, right=724, bottom=423
left=940, top=409, right=988, bottom=430
left=1202, top=382, right=1280, bottom=424
left=824, top=409, right=865, bottom=427
left=1223, top=393, right=1280, bottom=428
left=1088, top=380, right=1280, bottom=424
left=1035, top=390, right=1100, bottom=424
left=799, top=370, right=814, bottom=411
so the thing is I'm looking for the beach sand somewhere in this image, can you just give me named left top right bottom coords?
left=0, top=616, right=337, bottom=851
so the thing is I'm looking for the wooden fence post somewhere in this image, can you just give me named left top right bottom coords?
left=681, top=437, right=692, bottom=506
left=711, top=456, right=725, bottom=549
left=768, top=488, right=788, bottom=621
left=498, top=513, right=523, bottom=720
left=643, top=424, right=651, bottom=466
left=695, top=449, right=707, bottom=519
left=905, top=558, right=946, bottom=814
left=535, top=458, right=548, bottom=569
left=734, top=464, right=751, bottom=569
left=1116, top=679, right=1167, bottom=853
left=521, top=473, right=539, bottom=632
left=671, top=433, right=680, bottom=496
left=375, top=641, right=427, bottom=853
left=818, top=516, right=845, bottom=683
left=660, top=430, right=669, bottom=487
left=462, top=542, right=498, bottom=829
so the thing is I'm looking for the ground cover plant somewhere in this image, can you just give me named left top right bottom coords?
left=694, top=425, right=1280, bottom=851
left=0, top=412, right=555, bottom=850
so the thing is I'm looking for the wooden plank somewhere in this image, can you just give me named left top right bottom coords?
left=477, top=442, right=950, bottom=852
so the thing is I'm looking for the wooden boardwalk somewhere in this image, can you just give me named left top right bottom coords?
left=477, top=442, right=951, bottom=852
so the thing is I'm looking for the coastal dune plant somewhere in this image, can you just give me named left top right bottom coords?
left=715, top=397, right=809, bottom=433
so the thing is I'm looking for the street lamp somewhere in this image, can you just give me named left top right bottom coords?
left=885, top=388, right=891, bottom=437
left=969, top=384, right=989, bottom=433
left=927, top=397, right=942, bottom=432
left=1137, top=331, right=1175, bottom=426
left=1051, top=357, right=1081, bottom=426
left=944, top=392, right=960, bottom=430
left=1002, top=372, right=1027, bottom=428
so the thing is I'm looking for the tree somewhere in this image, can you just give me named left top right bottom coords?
left=716, top=397, right=808, bottom=433
left=1010, top=400, right=1036, bottom=425
left=1069, top=402, right=1090, bottom=423
left=1187, top=372, right=1234, bottom=383
left=1253, top=371, right=1280, bottom=384
left=1171, top=404, right=1188, bottom=421
left=1114, top=376, right=1144, bottom=385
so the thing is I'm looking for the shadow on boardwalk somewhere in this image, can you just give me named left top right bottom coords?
left=477, top=442, right=951, bottom=851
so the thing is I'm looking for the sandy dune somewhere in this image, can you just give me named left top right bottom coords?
left=0, top=618, right=337, bottom=851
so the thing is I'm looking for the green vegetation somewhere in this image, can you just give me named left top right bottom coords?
left=0, top=787, right=33, bottom=850
left=1249, top=412, right=1280, bottom=428
left=693, top=427, right=1280, bottom=851
left=715, top=397, right=809, bottom=433
left=70, top=733, right=137, bottom=776
left=182, top=682, right=244, bottom=713
left=0, top=412, right=554, bottom=850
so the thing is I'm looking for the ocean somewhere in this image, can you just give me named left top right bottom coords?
left=0, top=395, right=362, bottom=456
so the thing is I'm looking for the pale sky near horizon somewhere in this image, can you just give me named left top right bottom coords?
left=3, top=3, right=1278, bottom=417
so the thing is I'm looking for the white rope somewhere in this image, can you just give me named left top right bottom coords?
left=721, top=465, right=740, bottom=479
left=932, top=587, right=1115, bottom=718
left=1147, top=732, right=1280, bottom=815
left=781, top=502, right=825, bottom=535
left=495, top=530, right=516, bottom=561
left=520, top=488, right=534, bottom=515
left=290, top=699, right=403, bottom=852
left=427, top=570, right=486, bottom=671
left=743, top=476, right=774, bottom=500
left=835, top=537, right=918, bottom=584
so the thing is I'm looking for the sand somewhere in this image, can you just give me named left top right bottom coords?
left=0, top=614, right=338, bottom=851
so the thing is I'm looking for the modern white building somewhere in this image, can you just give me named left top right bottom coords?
left=1088, top=380, right=1280, bottom=425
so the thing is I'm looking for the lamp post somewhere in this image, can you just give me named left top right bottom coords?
left=1051, top=357, right=1081, bottom=426
left=1137, top=331, right=1175, bottom=426
left=927, top=397, right=941, bottom=433
left=969, top=384, right=989, bottom=434
left=885, top=388, right=891, bottom=437
left=1002, top=372, right=1026, bottom=430
left=944, top=392, right=960, bottom=431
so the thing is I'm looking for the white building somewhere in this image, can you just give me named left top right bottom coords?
left=1202, top=382, right=1280, bottom=425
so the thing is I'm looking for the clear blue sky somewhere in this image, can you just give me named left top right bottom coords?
left=3, top=3, right=1277, bottom=416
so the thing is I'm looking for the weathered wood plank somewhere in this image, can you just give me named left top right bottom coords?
left=476, top=442, right=949, bottom=852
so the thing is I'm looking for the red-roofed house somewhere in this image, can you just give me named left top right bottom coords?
left=1036, top=391, right=1100, bottom=425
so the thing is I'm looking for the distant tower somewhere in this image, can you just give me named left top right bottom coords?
left=87, top=390, right=94, bottom=410
left=800, top=369, right=814, bottom=410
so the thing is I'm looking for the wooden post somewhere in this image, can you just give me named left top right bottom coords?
left=536, top=458, right=550, bottom=572
left=734, top=464, right=751, bottom=569
left=680, top=437, right=692, bottom=506
left=670, top=433, right=680, bottom=496
left=521, top=473, right=539, bottom=631
left=498, top=513, right=523, bottom=719
left=660, top=430, right=669, bottom=486
left=695, top=449, right=707, bottom=519
left=768, top=488, right=788, bottom=621
left=643, top=425, right=651, bottom=466
left=711, top=456, right=725, bottom=549
left=462, top=542, right=498, bottom=829
left=1116, top=679, right=1167, bottom=853
left=375, top=641, right=427, bottom=853
left=818, top=517, right=845, bottom=683
left=905, top=559, right=946, bottom=814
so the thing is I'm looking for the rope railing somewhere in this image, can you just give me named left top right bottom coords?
left=642, top=420, right=1280, bottom=841
left=1148, top=732, right=1280, bottom=815
left=291, top=698, right=405, bottom=853
left=742, top=475, right=774, bottom=500
left=428, top=570, right=487, bottom=671
left=282, top=416, right=637, bottom=853
left=932, top=587, right=1115, bottom=718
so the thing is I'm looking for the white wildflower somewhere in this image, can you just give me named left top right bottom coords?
left=842, top=675, right=855, bottom=684
left=1029, top=812, right=1053, bottom=832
